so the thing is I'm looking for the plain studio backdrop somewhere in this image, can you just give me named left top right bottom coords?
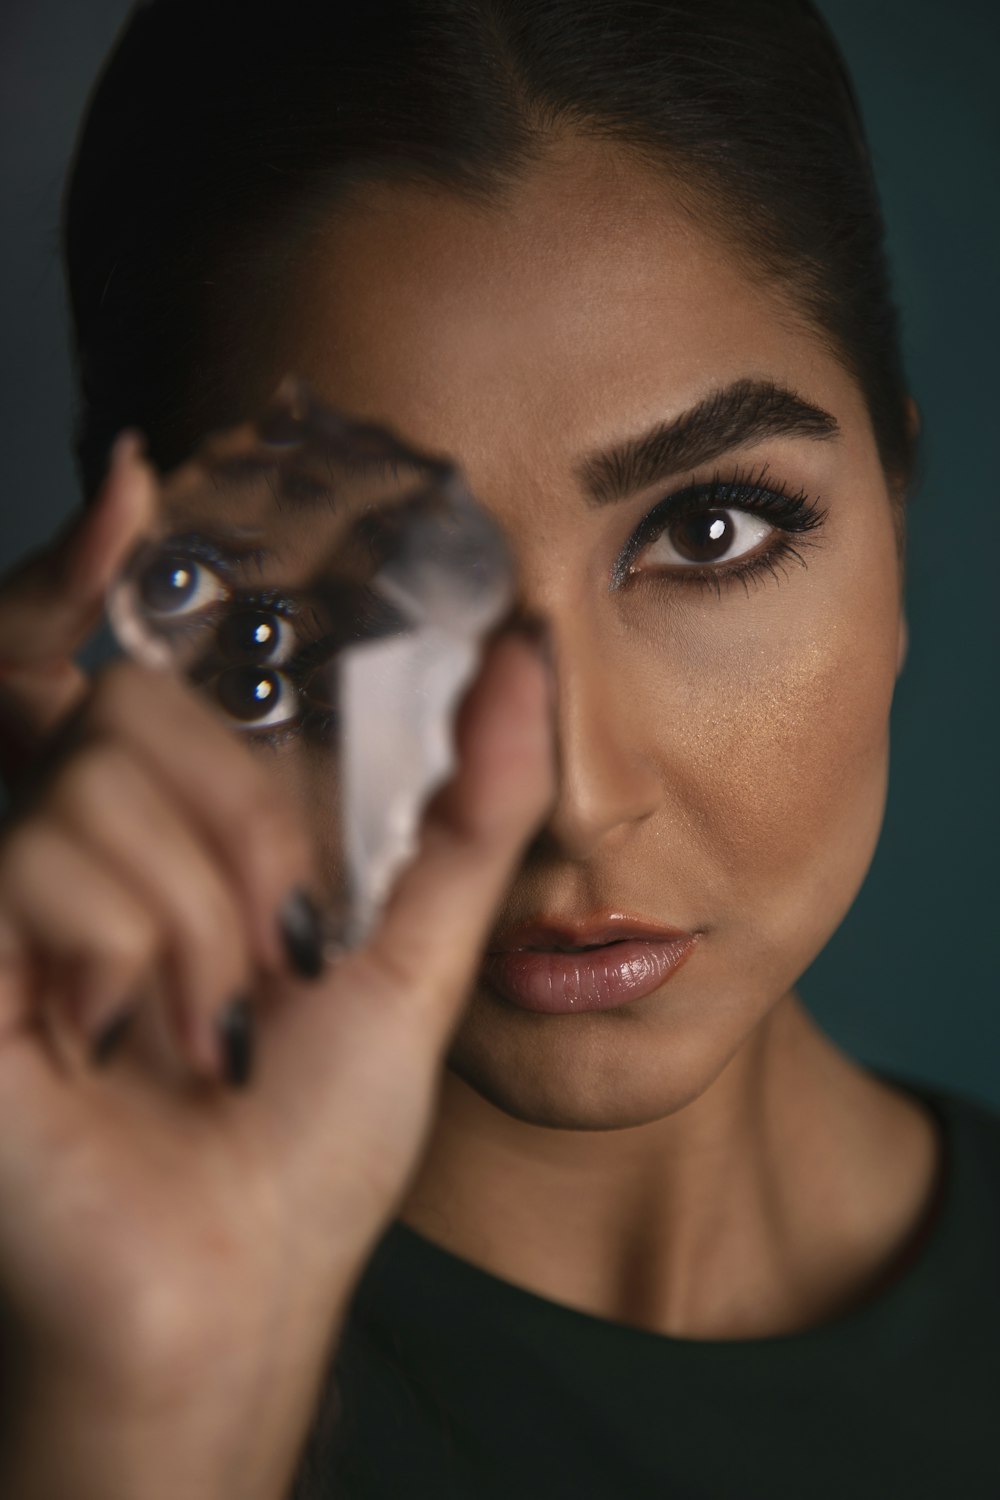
left=0, top=2, right=997, bottom=1107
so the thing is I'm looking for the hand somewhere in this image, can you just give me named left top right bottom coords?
left=0, top=446, right=555, bottom=1500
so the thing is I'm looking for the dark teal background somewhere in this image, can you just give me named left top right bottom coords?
left=1, top=4, right=997, bottom=1105
left=800, top=2, right=999, bottom=1109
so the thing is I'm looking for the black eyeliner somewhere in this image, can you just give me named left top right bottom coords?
left=609, top=464, right=827, bottom=590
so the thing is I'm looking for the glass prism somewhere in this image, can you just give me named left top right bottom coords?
left=106, top=378, right=516, bottom=950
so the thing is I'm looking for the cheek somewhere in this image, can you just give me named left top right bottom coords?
left=697, top=633, right=892, bottom=901
left=637, top=533, right=901, bottom=942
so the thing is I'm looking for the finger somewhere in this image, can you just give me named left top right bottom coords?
left=43, top=737, right=253, bottom=1079
left=0, top=820, right=160, bottom=1065
left=0, top=435, right=156, bottom=769
left=78, top=662, right=320, bottom=979
left=0, top=433, right=154, bottom=669
left=257, top=625, right=555, bottom=1128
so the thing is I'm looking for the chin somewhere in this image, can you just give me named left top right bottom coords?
left=444, top=983, right=757, bottom=1132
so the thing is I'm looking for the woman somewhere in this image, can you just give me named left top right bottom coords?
left=0, top=1, right=996, bottom=1496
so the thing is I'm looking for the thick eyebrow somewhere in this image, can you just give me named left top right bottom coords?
left=575, top=378, right=840, bottom=507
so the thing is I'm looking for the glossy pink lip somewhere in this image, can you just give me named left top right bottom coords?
left=483, top=915, right=701, bottom=1014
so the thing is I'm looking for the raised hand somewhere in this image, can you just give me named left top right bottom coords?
left=0, top=443, right=555, bottom=1500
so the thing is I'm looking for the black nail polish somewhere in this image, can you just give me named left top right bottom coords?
left=90, top=1009, right=135, bottom=1068
left=280, top=889, right=326, bottom=980
left=217, top=998, right=255, bottom=1089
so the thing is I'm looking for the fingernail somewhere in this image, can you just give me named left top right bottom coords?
left=279, top=888, right=326, bottom=980
left=90, top=1008, right=135, bottom=1068
left=217, top=998, right=255, bottom=1089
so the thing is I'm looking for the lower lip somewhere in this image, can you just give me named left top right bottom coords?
left=481, top=936, right=699, bottom=1015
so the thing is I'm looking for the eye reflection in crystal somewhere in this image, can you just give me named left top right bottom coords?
left=215, top=666, right=286, bottom=722
left=138, top=552, right=227, bottom=619
left=106, top=377, right=517, bottom=948
left=216, top=609, right=296, bottom=665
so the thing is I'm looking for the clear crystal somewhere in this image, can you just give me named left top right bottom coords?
left=106, top=378, right=516, bottom=949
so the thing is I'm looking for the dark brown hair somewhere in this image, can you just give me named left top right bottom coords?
left=64, top=0, right=915, bottom=501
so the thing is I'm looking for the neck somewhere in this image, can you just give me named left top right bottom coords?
left=398, top=992, right=943, bottom=1340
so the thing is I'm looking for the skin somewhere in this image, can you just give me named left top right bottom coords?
left=0, top=449, right=554, bottom=1497
left=269, top=131, right=943, bottom=1339
left=0, top=126, right=942, bottom=1497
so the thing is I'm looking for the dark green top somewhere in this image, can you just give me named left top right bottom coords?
left=293, top=1071, right=1000, bottom=1499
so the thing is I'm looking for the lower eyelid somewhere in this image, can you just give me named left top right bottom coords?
left=692, top=533, right=820, bottom=589
left=625, top=530, right=821, bottom=599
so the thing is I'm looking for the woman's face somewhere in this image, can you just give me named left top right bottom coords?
left=273, top=135, right=905, bottom=1130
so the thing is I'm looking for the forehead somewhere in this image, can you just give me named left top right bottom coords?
left=280, top=134, right=863, bottom=468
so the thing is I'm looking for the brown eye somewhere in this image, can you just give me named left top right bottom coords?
left=638, top=508, right=772, bottom=571
left=671, top=511, right=734, bottom=562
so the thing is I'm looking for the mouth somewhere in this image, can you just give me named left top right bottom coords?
left=482, top=914, right=701, bottom=1015
left=519, top=940, right=627, bottom=953
left=486, top=914, right=695, bottom=954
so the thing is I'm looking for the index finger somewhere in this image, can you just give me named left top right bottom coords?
left=0, top=436, right=156, bottom=771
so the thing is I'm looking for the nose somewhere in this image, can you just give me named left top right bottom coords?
left=532, top=616, right=663, bottom=863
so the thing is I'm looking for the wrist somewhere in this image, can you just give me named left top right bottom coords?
left=0, top=1307, right=347, bottom=1500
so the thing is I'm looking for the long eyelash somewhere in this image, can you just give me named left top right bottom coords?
left=685, top=535, right=818, bottom=602
left=695, top=461, right=827, bottom=533
left=611, top=460, right=828, bottom=593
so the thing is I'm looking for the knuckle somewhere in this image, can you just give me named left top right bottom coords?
left=174, top=879, right=246, bottom=986
left=98, top=900, right=161, bottom=974
left=0, top=819, right=53, bottom=889
left=219, top=767, right=310, bottom=886
left=245, top=800, right=312, bottom=892
left=47, top=736, right=137, bottom=819
left=0, top=819, right=159, bottom=966
left=88, top=660, right=194, bottom=737
left=193, top=883, right=242, bottom=954
left=87, top=658, right=148, bottom=724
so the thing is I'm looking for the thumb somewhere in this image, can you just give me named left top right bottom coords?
left=356, top=620, right=556, bottom=1027
left=255, top=624, right=555, bottom=1216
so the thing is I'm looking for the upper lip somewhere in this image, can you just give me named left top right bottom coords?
left=486, top=913, right=697, bottom=953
